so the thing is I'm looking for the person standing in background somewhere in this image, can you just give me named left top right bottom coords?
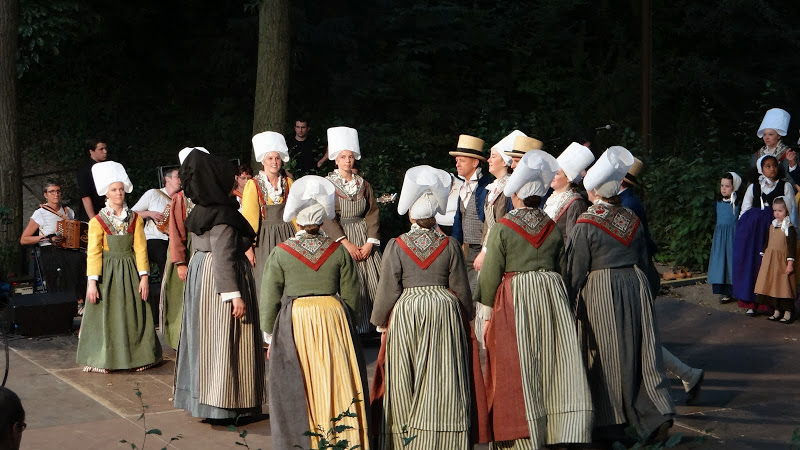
left=76, top=138, right=108, bottom=221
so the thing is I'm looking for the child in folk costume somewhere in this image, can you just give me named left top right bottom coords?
left=77, top=161, right=162, bottom=373
left=707, top=172, right=743, bottom=304
left=567, top=146, right=674, bottom=444
left=544, top=142, right=595, bottom=240
left=241, top=131, right=297, bottom=344
left=472, top=130, right=523, bottom=347
left=322, top=126, right=383, bottom=334
left=160, top=147, right=206, bottom=349
left=477, top=151, right=593, bottom=449
left=173, top=150, right=265, bottom=420
left=371, top=166, right=489, bottom=449
left=755, top=197, right=796, bottom=323
left=262, top=176, right=371, bottom=450
left=734, top=155, right=796, bottom=316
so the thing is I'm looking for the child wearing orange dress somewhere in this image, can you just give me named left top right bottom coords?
left=754, top=197, right=796, bottom=323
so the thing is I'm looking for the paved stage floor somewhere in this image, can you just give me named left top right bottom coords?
left=4, top=293, right=800, bottom=449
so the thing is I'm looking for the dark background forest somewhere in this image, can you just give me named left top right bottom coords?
left=4, top=0, right=800, bottom=272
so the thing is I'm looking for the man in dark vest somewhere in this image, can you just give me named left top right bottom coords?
left=450, top=134, right=490, bottom=291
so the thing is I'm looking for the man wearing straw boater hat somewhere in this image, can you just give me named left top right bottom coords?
left=506, top=134, right=543, bottom=170
left=451, top=134, right=490, bottom=291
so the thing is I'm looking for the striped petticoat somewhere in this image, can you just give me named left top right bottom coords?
left=376, top=286, right=471, bottom=449
left=293, top=295, right=371, bottom=449
left=486, top=270, right=593, bottom=449
left=341, top=217, right=382, bottom=334
left=576, top=266, right=674, bottom=439
left=173, top=251, right=265, bottom=418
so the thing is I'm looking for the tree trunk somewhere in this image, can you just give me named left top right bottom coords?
left=0, top=0, right=20, bottom=278
left=252, top=0, right=290, bottom=167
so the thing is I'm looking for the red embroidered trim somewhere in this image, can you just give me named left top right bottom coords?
left=278, top=241, right=340, bottom=271
left=396, top=235, right=449, bottom=270
left=576, top=208, right=640, bottom=246
left=498, top=216, right=556, bottom=249
left=128, top=212, right=138, bottom=233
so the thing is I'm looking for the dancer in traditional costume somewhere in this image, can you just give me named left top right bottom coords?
left=322, top=126, right=382, bottom=334
left=567, top=146, right=674, bottom=444
left=371, top=165, right=489, bottom=449
left=544, top=142, right=594, bottom=240
left=472, top=131, right=523, bottom=347
left=262, top=175, right=371, bottom=449
left=477, top=151, right=593, bottom=449
left=159, top=147, right=206, bottom=349
left=173, top=150, right=265, bottom=420
left=76, top=161, right=162, bottom=373
left=707, top=172, right=742, bottom=304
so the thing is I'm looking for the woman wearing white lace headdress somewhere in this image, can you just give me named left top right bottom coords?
left=472, top=130, right=523, bottom=347
left=261, top=175, right=370, bottom=450
left=477, top=151, right=593, bottom=449
left=370, top=165, right=489, bottom=449
left=566, top=146, right=674, bottom=444
left=544, top=142, right=595, bottom=241
left=322, top=126, right=383, bottom=334
left=77, top=161, right=162, bottom=374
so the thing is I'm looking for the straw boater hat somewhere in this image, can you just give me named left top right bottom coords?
left=507, top=135, right=543, bottom=158
left=253, top=131, right=289, bottom=163
left=397, top=165, right=452, bottom=220
left=623, top=157, right=644, bottom=186
left=449, top=135, right=486, bottom=162
left=327, top=126, right=361, bottom=160
left=178, top=147, right=209, bottom=165
left=758, top=108, right=791, bottom=137
left=491, top=130, right=526, bottom=166
left=92, top=161, right=133, bottom=196
left=583, top=146, right=635, bottom=198
left=556, top=142, right=595, bottom=183
left=503, top=150, right=559, bottom=199
left=283, top=175, right=336, bottom=226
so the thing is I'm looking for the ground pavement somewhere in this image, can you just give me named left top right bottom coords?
left=4, top=282, right=800, bottom=449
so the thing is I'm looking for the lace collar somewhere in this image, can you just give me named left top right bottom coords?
left=99, top=202, right=133, bottom=235
left=486, top=174, right=509, bottom=205
left=256, top=172, right=285, bottom=203
left=328, top=171, right=363, bottom=197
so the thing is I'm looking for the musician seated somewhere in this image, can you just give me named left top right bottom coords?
left=19, top=180, right=87, bottom=314
left=131, top=168, right=181, bottom=281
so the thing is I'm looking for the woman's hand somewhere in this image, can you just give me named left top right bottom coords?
left=177, top=264, right=188, bottom=282
left=473, top=250, right=486, bottom=272
left=359, top=242, right=373, bottom=260
left=266, top=344, right=271, bottom=360
left=86, top=280, right=99, bottom=304
left=139, top=275, right=149, bottom=301
left=245, top=247, right=256, bottom=267
left=342, top=239, right=362, bottom=261
left=786, top=260, right=795, bottom=275
left=231, top=297, right=246, bottom=318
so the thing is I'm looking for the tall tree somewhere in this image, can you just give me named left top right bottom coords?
left=252, top=0, right=290, bottom=163
left=0, top=0, right=20, bottom=277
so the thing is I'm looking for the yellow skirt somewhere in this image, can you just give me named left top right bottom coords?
left=292, top=296, right=370, bottom=449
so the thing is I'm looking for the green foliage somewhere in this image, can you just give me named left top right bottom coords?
left=227, top=421, right=261, bottom=450
left=120, top=385, right=182, bottom=450
left=17, top=0, right=89, bottom=77
left=791, top=427, right=800, bottom=449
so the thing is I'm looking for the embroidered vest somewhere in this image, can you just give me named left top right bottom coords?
left=396, top=228, right=449, bottom=269
left=278, top=234, right=339, bottom=271
left=497, top=208, right=555, bottom=248
left=576, top=204, right=640, bottom=246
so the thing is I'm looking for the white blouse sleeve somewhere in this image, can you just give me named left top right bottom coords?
left=740, top=184, right=754, bottom=218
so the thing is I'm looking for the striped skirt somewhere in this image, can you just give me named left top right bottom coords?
left=486, top=271, right=593, bottom=449
left=293, top=296, right=370, bottom=449
left=576, top=267, right=674, bottom=439
left=173, top=251, right=265, bottom=418
left=376, top=286, right=471, bottom=450
left=341, top=218, right=382, bottom=334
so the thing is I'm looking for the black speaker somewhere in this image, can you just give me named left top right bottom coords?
left=11, top=292, right=77, bottom=336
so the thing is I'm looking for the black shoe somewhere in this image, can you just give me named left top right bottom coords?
left=686, top=370, right=704, bottom=404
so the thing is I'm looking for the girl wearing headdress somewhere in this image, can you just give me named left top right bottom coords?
left=77, top=161, right=162, bottom=373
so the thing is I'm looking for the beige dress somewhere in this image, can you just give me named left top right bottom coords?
left=754, top=224, right=797, bottom=310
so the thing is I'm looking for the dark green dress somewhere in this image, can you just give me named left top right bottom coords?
left=76, top=229, right=162, bottom=370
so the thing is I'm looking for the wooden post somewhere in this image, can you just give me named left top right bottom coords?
left=641, top=0, right=652, bottom=156
left=0, top=0, right=21, bottom=276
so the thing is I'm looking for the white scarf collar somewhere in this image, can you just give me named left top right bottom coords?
left=486, top=174, right=509, bottom=204
left=773, top=217, right=792, bottom=236
left=758, top=176, right=779, bottom=209
left=100, top=201, right=131, bottom=235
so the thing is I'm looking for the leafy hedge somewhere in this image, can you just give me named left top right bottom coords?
left=642, top=151, right=751, bottom=270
